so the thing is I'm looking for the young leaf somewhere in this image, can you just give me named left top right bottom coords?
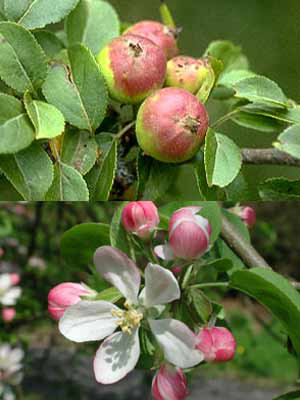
left=0, top=142, right=53, bottom=200
left=230, top=268, right=300, bottom=355
left=158, top=201, right=222, bottom=244
left=61, top=222, right=110, bottom=268
left=95, top=287, right=123, bottom=303
left=24, top=92, right=65, bottom=140
left=66, top=0, right=120, bottom=55
left=233, top=110, right=283, bottom=133
left=233, top=76, right=288, bottom=108
left=85, top=133, right=118, bottom=201
left=274, top=124, right=300, bottom=159
left=239, top=103, right=300, bottom=125
left=45, top=162, right=89, bottom=201
left=42, top=44, right=108, bottom=132
left=6, top=0, right=80, bottom=30
left=204, top=129, right=242, bottom=188
left=196, top=64, right=215, bottom=104
left=34, top=30, right=64, bottom=59
left=188, top=288, right=212, bottom=323
left=204, top=40, right=249, bottom=73
left=0, top=93, right=34, bottom=154
left=0, top=22, right=47, bottom=93
left=61, top=128, right=97, bottom=175
left=218, top=69, right=256, bottom=87
left=259, top=178, right=300, bottom=200
left=110, top=202, right=131, bottom=255
left=137, top=153, right=177, bottom=201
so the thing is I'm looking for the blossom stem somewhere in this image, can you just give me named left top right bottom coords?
left=210, top=109, right=240, bottom=129
left=189, top=282, right=229, bottom=289
left=116, top=120, right=136, bottom=139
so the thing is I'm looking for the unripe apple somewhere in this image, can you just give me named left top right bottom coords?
left=136, top=87, right=209, bottom=163
left=166, top=56, right=209, bottom=94
left=97, top=34, right=167, bottom=104
left=124, top=20, right=178, bottom=60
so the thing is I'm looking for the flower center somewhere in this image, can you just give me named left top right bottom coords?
left=111, top=301, right=143, bottom=334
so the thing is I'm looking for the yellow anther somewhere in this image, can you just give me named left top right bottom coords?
left=111, top=305, right=143, bottom=335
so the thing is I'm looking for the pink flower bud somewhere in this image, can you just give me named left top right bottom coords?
left=2, top=308, right=16, bottom=323
left=48, top=283, right=90, bottom=320
left=196, top=327, right=236, bottom=362
left=168, top=207, right=211, bottom=260
left=171, top=266, right=183, bottom=276
left=121, top=201, right=159, bottom=239
left=152, top=364, right=188, bottom=400
left=10, top=273, right=20, bottom=286
left=240, top=206, right=256, bottom=228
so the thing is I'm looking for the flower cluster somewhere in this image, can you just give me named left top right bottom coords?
left=0, top=344, right=24, bottom=400
left=49, top=202, right=239, bottom=399
left=0, top=273, right=21, bottom=324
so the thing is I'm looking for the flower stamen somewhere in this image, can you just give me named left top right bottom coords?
left=111, top=306, right=143, bottom=335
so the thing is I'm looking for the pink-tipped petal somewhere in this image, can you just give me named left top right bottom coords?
left=93, top=246, right=141, bottom=304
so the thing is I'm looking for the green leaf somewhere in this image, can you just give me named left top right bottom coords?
left=188, top=288, right=212, bottom=323
left=233, top=76, right=288, bottom=108
left=202, top=258, right=233, bottom=273
left=34, top=30, right=64, bottom=59
left=24, top=92, right=65, bottom=140
left=225, top=171, right=259, bottom=201
left=61, top=128, right=97, bottom=175
left=66, top=0, right=120, bottom=55
left=232, top=110, right=283, bottom=133
left=137, top=327, right=156, bottom=369
left=0, top=174, right=24, bottom=200
left=196, top=64, right=215, bottom=104
left=110, top=202, right=131, bottom=255
left=86, top=133, right=117, bottom=201
left=239, top=103, right=300, bottom=125
left=0, top=22, right=47, bottom=94
left=274, top=391, right=300, bottom=400
left=204, top=40, right=249, bottom=74
left=61, top=222, right=110, bottom=268
left=193, top=152, right=225, bottom=200
left=137, top=152, right=177, bottom=201
left=204, top=129, right=242, bottom=188
left=0, top=142, right=53, bottom=200
left=230, top=268, right=300, bottom=355
left=45, top=162, right=89, bottom=201
left=274, top=124, right=300, bottom=159
left=259, top=178, right=300, bottom=200
left=158, top=201, right=222, bottom=244
left=95, top=287, right=123, bottom=303
left=218, top=69, right=256, bottom=87
left=6, top=0, right=80, bottom=30
left=42, top=44, right=108, bottom=132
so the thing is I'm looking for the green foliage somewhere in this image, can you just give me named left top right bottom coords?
left=274, top=392, right=300, bottom=400
left=274, top=125, right=300, bottom=159
left=259, top=178, right=300, bottom=200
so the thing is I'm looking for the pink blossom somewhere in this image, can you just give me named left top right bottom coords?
left=10, top=273, right=20, bottom=286
left=121, top=201, right=159, bottom=239
left=152, top=364, right=188, bottom=400
left=2, top=308, right=16, bottom=323
left=171, top=266, right=183, bottom=276
left=196, top=327, right=236, bottom=362
left=240, top=206, right=256, bottom=228
left=168, top=207, right=211, bottom=260
left=48, top=283, right=91, bottom=320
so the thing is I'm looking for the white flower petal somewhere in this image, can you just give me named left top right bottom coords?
left=94, top=328, right=140, bottom=384
left=59, top=300, right=120, bottom=343
left=154, top=244, right=174, bottom=261
left=149, top=318, right=204, bottom=368
left=144, top=264, right=180, bottom=307
left=0, top=274, right=12, bottom=290
left=93, top=246, right=141, bottom=304
left=8, top=349, right=24, bottom=365
left=1, top=287, right=21, bottom=306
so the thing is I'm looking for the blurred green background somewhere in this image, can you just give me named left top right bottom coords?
left=108, top=0, right=300, bottom=199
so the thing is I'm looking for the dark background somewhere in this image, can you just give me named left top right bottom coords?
left=108, top=0, right=300, bottom=198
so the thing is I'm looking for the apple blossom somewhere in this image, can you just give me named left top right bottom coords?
left=121, top=201, right=159, bottom=239
left=239, top=206, right=256, bottom=228
left=124, top=20, right=178, bottom=60
left=155, top=207, right=211, bottom=260
left=2, top=308, right=16, bottom=323
left=48, top=282, right=95, bottom=320
left=196, top=327, right=236, bottom=362
left=152, top=364, right=188, bottom=400
left=0, top=274, right=22, bottom=306
left=59, top=246, right=203, bottom=384
left=0, top=344, right=24, bottom=400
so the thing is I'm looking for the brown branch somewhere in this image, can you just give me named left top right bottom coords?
left=242, top=148, right=300, bottom=167
left=221, top=213, right=271, bottom=269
